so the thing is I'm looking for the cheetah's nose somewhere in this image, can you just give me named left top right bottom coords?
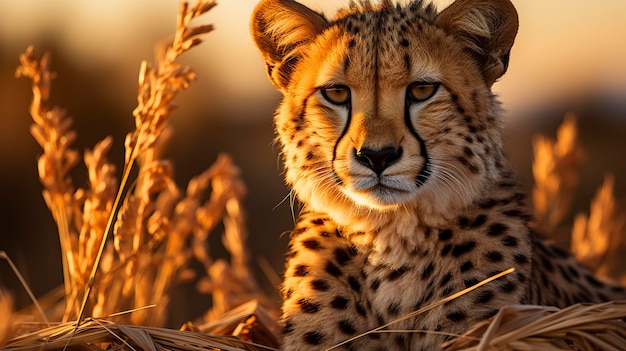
left=354, top=147, right=402, bottom=175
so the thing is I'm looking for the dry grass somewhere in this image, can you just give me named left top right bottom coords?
left=572, top=175, right=626, bottom=283
left=11, top=0, right=275, bottom=331
left=532, top=114, right=626, bottom=284
left=443, top=301, right=626, bottom=350
left=3, top=301, right=280, bottom=351
left=2, top=1, right=626, bottom=350
left=532, top=114, right=585, bottom=234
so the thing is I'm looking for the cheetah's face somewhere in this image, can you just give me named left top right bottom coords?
left=252, top=0, right=518, bottom=221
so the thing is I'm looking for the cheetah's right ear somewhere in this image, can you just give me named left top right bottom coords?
left=251, top=0, right=328, bottom=91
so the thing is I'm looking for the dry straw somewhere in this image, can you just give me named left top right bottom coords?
left=443, top=301, right=626, bottom=350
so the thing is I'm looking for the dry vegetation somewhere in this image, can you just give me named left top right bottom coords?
left=1, top=0, right=625, bottom=350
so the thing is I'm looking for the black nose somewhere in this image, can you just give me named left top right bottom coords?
left=355, top=147, right=402, bottom=175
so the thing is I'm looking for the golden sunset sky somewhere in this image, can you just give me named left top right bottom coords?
left=1, top=0, right=625, bottom=121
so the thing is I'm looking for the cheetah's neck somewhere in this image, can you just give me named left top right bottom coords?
left=339, top=209, right=445, bottom=269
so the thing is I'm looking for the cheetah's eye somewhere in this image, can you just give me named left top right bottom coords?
left=321, top=85, right=351, bottom=105
left=407, top=82, right=439, bottom=102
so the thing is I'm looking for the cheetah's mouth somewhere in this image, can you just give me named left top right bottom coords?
left=336, top=152, right=431, bottom=209
left=343, top=175, right=421, bottom=209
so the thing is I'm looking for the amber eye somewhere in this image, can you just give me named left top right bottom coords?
left=407, top=82, right=439, bottom=102
left=321, top=85, right=351, bottom=105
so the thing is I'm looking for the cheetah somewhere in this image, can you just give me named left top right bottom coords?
left=250, top=0, right=626, bottom=349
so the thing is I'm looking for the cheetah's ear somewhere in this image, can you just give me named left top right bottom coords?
left=436, top=0, right=518, bottom=87
left=251, top=0, right=328, bottom=91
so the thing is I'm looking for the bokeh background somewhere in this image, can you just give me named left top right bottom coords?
left=1, top=0, right=625, bottom=326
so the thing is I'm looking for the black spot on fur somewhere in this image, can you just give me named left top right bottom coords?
left=438, top=229, right=453, bottom=241
left=294, top=265, right=309, bottom=277
left=303, top=331, right=324, bottom=345
left=302, top=239, right=321, bottom=250
left=299, top=298, right=320, bottom=313
left=470, top=214, right=487, bottom=228
left=460, top=261, right=474, bottom=272
left=446, top=311, right=466, bottom=322
left=474, top=290, right=494, bottom=304
left=464, top=277, right=479, bottom=288
left=585, top=274, right=605, bottom=288
left=331, top=296, right=349, bottom=310
left=463, top=146, right=474, bottom=158
left=487, top=223, right=508, bottom=236
left=403, top=53, right=411, bottom=71
left=479, top=198, right=498, bottom=209
left=440, top=244, right=452, bottom=256
left=355, top=303, right=367, bottom=317
left=485, top=251, right=504, bottom=263
left=283, top=320, right=294, bottom=335
left=540, top=256, right=554, bottom=273
left=310, top=279, right=330, bottom=291
left=568, top=265, right=581, bottom=278
left=388, top=266, right=410, bottom=281
left=388, top=302, right=400, bottom=316
left=442, top=285, right=455, bottom=296
left=311, top=218, right=325, bottom=225
left=348, top=275, right=361, bottom=292
left=338, top=319, right=357, bottom=335
left=334, top=247, right=352, bottom=265
left=551, top=245, right=570, bottom=259
left=452, top=240, right=476, bottom=257
left=503, top=209, right=524, bottom=218
left=498, top=280, right=516, bottom=293
left=370, top=278, right=381, bottom=291
left=514, top=254, right=529, bottom=265
left=439, top=272, right=453, bottom=287
left=502, top=235, right=518, bottom=247
left=421, top=262, right=435, bottom=280
left=325, top=261, right=343, bottom=277
left=458, top=216, right=470, bottom=228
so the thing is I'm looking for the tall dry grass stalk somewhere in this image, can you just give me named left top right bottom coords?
left=14, top=0, right=274, bottom=330
left=15, top=47, right=80, bottom=311
left=572, top=175, right=626, bottom=283
left=532, top=114, right=585, bottom=234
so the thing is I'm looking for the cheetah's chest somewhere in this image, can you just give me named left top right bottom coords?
left=351, top=213, right=532, bottom=347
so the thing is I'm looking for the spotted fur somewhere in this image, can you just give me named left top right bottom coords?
left=250, top=0, right=626, bottom=349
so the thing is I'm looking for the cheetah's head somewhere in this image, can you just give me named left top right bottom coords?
left=251, top=0, right=518, bottom=227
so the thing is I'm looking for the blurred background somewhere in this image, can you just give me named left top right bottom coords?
left=0, top=0, right=625, bottom=326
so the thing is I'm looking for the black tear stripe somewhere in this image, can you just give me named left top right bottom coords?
left=404, top=98, right=430, bottom=187
left=331, top=94, right=353, bottom=166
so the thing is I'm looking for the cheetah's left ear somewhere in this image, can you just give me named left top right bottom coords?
left=251, top=0, right=329, bottom=91
left=437, top=0, right=518, bottom=87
